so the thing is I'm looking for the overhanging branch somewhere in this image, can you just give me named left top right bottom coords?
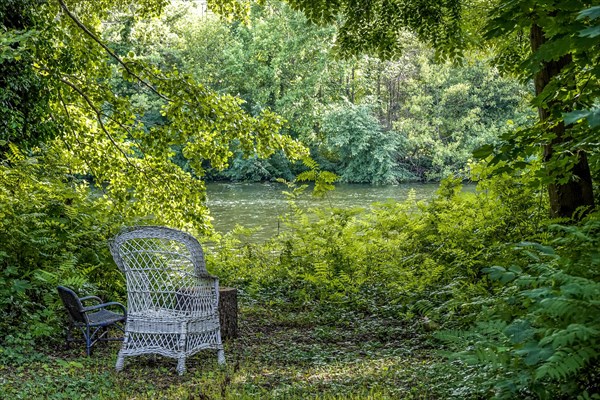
left=58, top=76, right=146, bottom=175
left=56, top=0, right=171, bottom=103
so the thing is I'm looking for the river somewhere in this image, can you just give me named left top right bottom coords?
left=206, top=182, right=442, bottom=241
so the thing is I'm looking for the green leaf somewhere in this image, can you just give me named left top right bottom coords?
left=577, top=6, right=600, bottom=21
left=504, top=319, right=535, bottom=344
left=472, top=144, right=494, bottom=159
left=11, top=279, right=31, bottom=294
left=579, top=26, right=600, bottom=38
left=483, top=266, right=518, bottom=283
left=564, top=108, right=600, bottom=128
left=564, top=110, right=591, bottom=125
left=515, top=342, right=553, bottom=366
left=518, top=242, right=556, bottom=256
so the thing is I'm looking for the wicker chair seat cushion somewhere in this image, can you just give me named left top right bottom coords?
left=87, top=309, right=127, bottom=327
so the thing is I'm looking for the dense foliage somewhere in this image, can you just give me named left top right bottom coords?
left=272, top=0, right=600, bottom=215
left=108, top=1, right=530, bottom=183
left=0, top=145, right=131, bottom=360
left=436, top=215, right=600, bottom=399
left=1, top=0, right=306, bottom=226
left=0, top=0, right=56, bottom=152
left=1, top=0, right=599, bottom=398
left=208, top=169, right=547, bottom=316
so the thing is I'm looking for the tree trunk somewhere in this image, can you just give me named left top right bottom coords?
left=218, top=287, right=238, bottom=340
left=530, top=23, right=595, bottom=219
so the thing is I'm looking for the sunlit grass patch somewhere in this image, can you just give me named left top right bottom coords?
left=0, top=303, right=451, bottom=399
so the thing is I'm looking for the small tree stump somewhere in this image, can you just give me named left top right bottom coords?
left=218, top=287, right=238, bottom=340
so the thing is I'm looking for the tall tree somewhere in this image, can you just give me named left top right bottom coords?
left=484, top=1, right=598, bottom=218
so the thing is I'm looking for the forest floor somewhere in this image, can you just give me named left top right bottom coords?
left=0, top=304, right=456, bottom=399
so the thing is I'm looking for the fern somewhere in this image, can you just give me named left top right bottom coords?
left=296, top=156, right=338, bottom=197
left=444, top=213, right=600, bottom=398
left=536, top=347, right=599, bottom=380
left=5, top=143, right=26, bottom=163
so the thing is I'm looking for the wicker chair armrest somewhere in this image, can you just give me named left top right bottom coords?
left=198, top=273, right=218, bottom=281
left=177, top=278, right=219, bottom=299
left=83, top=302, right=127, bottom=315
left=80, top=295, right=103, bottom=303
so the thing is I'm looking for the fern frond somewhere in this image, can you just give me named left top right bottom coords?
left=6, top=143, right=26, bottom=163
left=536, top=346, right=598, bottom=381
left=296, top=170, right=316, bottom=182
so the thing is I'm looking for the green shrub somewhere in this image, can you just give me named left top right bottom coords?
left=0, top=145, right=133, bottom=356
left=208, top=172, right=546, bottom=326
left=319, top=103, right=403, bottom=184
left=439, top=213, right=600, bottom=399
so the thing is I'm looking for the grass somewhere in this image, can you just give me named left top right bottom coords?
left=0, top=303, right=457, bottom=399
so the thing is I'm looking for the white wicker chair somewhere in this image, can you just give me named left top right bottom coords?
left=109, top=226, right=225, bottom=375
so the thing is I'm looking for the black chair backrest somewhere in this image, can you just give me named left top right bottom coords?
left=57, top=286, right=87, bottom=324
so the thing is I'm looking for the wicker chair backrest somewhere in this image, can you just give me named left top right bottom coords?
left=109, top=226, right=215, bottom=317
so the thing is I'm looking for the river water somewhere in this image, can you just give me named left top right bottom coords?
left=206, top=182, right=441, bottom=240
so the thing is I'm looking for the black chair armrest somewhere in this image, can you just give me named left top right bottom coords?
left=80, top=295, right=103, bottom=303
left=83, top=302, right=127, bottom=315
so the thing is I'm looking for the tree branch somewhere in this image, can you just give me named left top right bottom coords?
left=58, top=76, right=147, bottom=177
left=55, top=91, right=107, bottom=194
left=58, top=79, right=188, bottom=195
left=56, top=0, right=171, bottom=103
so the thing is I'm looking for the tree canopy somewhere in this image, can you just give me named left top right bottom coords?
left=1, top=0, right=306, bottom=230
left=268, top=0, right=600, bottom=217
left=133, top=1, right=528, bottom=183
left=5, top=0, right=596, bottom=216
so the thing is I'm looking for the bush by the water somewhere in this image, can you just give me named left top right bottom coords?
left=209, top=173, right=545, bottom=321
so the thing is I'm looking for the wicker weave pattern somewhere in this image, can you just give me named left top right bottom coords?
left=110, top=226, right=225, bottom=374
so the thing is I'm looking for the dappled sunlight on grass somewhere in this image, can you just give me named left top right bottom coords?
left=0, top=303, right=451, bottom=399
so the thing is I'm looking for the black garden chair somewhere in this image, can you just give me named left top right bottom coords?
left=57, top=286, right=127, bottom=356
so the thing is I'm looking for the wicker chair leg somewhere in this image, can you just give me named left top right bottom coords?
left=115, top=354, right=125, bottom=371
left=217, top=349, right=225, bottom=365
left=177, top=357, right=186, bottom=375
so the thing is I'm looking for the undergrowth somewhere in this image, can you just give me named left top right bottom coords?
left=208, top=174, right=546, bottom=329
left=0, top=302, right=445, bottom=399
left=437, top=214, right=600, bottom=399
left=3, top=149, right=598, bottom=398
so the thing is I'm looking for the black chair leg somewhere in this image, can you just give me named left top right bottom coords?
left=85, top=326, right=92, bottom=357
left=65, top=328, right=72, bottom=350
